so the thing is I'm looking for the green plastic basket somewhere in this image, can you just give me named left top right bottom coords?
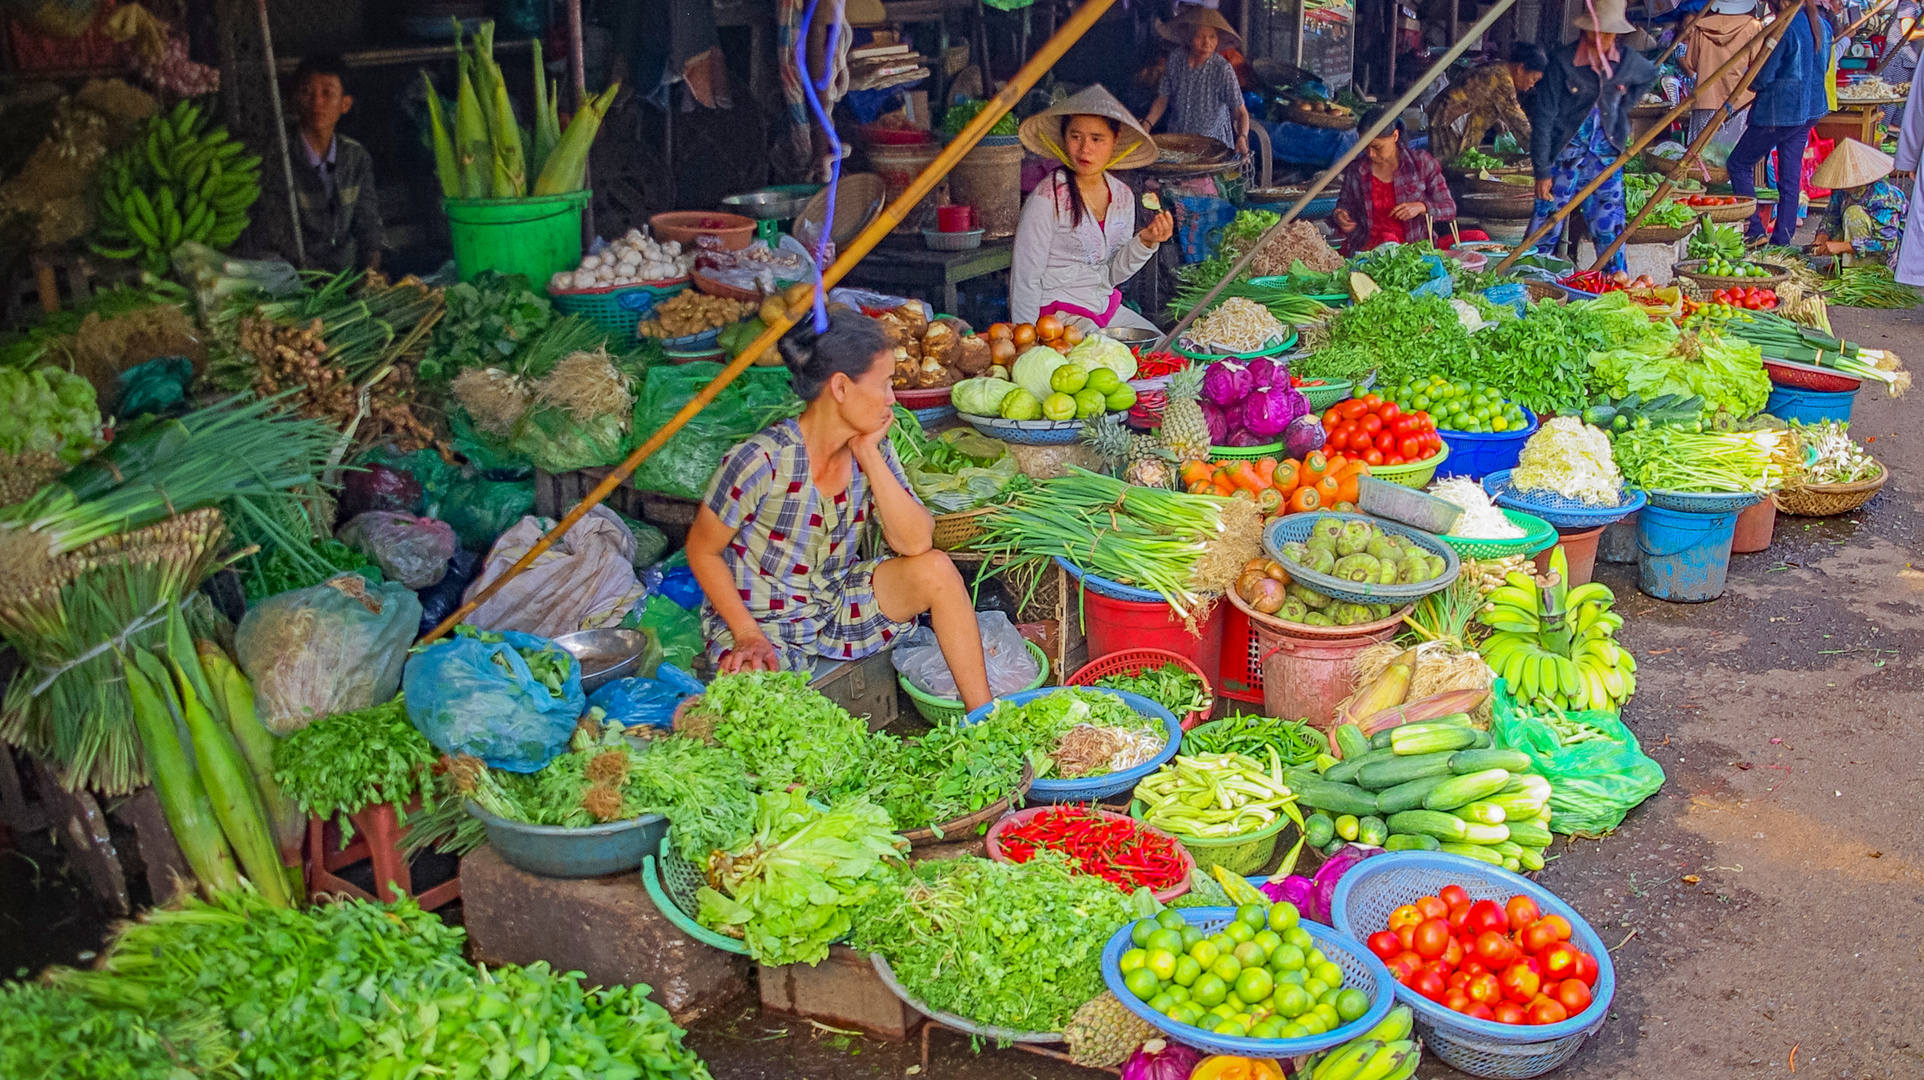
left=1128, top=800, right=1293, bottom=876
left=1174, top=327, right=1300, bottom=361
left=901, top=639, right=1049, bottom=724
left=1209, top=442, right=1283, bottom=461
left=640, top=834, right=748, bottom=954
left=550, top=278, right=690, bottom=342
left=1297, top=380, right=1354, bottom=411
left=1438, top=509, right=1558, bottom=559
left=1364, top=444, right=1450, bottom=489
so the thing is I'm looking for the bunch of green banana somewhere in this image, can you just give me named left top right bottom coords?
left=1476, top=545, right=1636, bottom=713
left=92, top=99, right=261, bottom=272
left=1295, top=1006, right=1418, bottom=1080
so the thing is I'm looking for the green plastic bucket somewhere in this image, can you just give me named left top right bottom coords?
left=444, top=191, right=591, bottom=284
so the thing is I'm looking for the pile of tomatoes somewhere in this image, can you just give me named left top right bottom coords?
left=1320, top=393, right=1444, bottom=468
left=1707, top=286, right=1776, bottom=310
left=1680, top=195, right=1744, bottom=207
left=1365, top=884, right=1601, bottom=1026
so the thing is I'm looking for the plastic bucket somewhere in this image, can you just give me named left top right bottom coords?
left=1730, top=498, right=1776, bottom=553
left=1598, top=512, right=1640, bottom=564
left=445, top=191, right=592, bottom=284
left=948, top=141, right=1023, bottom=239
left=1079, top=590, right=1226, bottom=690
left=1436, top=408, right=1538, bottom=480
left=1532, top=525, right=1605, bottom=586
left=1765, top=385, right=1857, bottom=423
left=1637, top=504, right=1738, bottom=602
left=863, top=140, right=948, bottom=235
left=1252, top=620, right=1399, bottom=726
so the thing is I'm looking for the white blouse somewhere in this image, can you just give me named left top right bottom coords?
left=1009, top=170, right=1158, bottom=327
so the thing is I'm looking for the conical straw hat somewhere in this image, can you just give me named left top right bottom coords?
left=1574, top=0, right=1637, bottom=34
left=1018, top=84, right=1160, bottom=171
left=1811, top=139, right=1895, bottom=190
left=1157, top=6, right=1243, bottom=49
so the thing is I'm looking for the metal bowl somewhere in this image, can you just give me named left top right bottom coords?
left=721, top=187, right=815, bottom=221
left=1099, top=325, right=1161, bottom=347
left=553, top=628, right=650, bottom=693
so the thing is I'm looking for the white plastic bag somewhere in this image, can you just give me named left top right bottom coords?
left=890, top=610, right=1038, bottom=700
left=461, top=504, right=647, bottom=638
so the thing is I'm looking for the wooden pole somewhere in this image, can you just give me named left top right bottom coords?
left=255, top=0, right=304, bottom=268
left=1588, top=10, right=1803, bottom=271
left=1149, top=0, right=1522, bottom=355
left=1492, top=0, right=1807, bottom=276
left=1650, top=4, right=1709, bottom=71
left=422, top=0, right=1125, bottom=644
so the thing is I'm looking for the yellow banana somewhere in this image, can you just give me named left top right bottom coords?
left=1314, top=1038, right=1383, bottom=1080
left=1565, top=582, right=1614, bottom=608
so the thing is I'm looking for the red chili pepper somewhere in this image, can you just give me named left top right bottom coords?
left=999, top=805, right=1186, bottom=893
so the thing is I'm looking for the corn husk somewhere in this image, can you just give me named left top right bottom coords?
left=1348, top=640, right=1496, bottom=727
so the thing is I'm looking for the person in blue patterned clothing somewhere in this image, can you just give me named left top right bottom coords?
left=685, top=310, right=991, bottom=707
left=1810, top=139, right=1910, bottom=266
left=1143, top=6, right=1252, bottom=159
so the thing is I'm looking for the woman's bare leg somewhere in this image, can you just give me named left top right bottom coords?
left=872, top=550, right=992, bottom=709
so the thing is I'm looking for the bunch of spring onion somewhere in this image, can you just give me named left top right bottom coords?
left=1611, top=427, right=1797, bottom=494
left=971, top=467, right=1261, bottom=620
left=207, top=267, right=444, bottom=392
left=1823, top=264, right=1921, bottom=310
left=1793, top=420, right=1882, bottom=485
left=422, top=22, right=618, bottom=200
left=1719, top=311, right=1911, bottom=396
left=1167, top=279, right=1331, bottom=325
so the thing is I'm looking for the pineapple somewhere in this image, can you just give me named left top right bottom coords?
left=1159, top=364, right=1212, bottom=464
left=1080, top=414, right=1175, bottom=488
left=1063, top=992, right=1158, bottom=1067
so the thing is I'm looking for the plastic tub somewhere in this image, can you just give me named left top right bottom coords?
left=985, top=805, right=1195, bottom=901
left=1637, top=504, right=1739, bottom=602
left=1127, top=801, right=1292, bottom=875
left=1364, top=444, right=1450, bottom=489
left=1436, top=408, right=1538, bottom=480
left=1531, top=525, right=1605, bottom=587
left=1210, top=442, right=1284, bottom=461
left=1765, top=385, right=1857, bottom=423
left=1730, top=499, right=1776, bottom=553
left=900, top=639, right=1050, bottom=724
left=445, top=191, right=592, bottom=284
left=649, top=210, right=755, bottom=251
left=1358, top=475, right=1463, bottom=533
left=1252, top=613, right=1400, bottom=727
left=1436, top=510, right=1557, bottom=561
left=466, top=802, right=665, bottom=878
left=1597, top=512, right=1640, bottom=564
left=960, top=686, right=1182, bottom=802
left=1058, top=558, right=1226, bottom=686
left=1065, top=648, right=1215, bottom=729
left=1329, top=852, right=1614, bottom=1077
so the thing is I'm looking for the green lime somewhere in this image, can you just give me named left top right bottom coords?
left=1283, top=927, right=1313, bottom=950
left=1173, top=955, right=1202, bottom=987
left=1124, top=967, right=1160, bottom=1000
left=1267, top=902, right=1300, bottom=932
left=1313, top=1002, right=1341, bottom=1030
left=1233, top=941, right=1268, bottom=969
left=1085, top=367, right=1122, bottom=395
left=1146, top=929, right=1184, bottom=954
left=1234, top=967, right=1274, bottom=1003
left=1314, top=961, right=1345, bottom=988
left=1208, top=933, right=1237, bottom=954
left=1411, top=394, right=1431, bottom=411
left=1271, top=943, right=1305, bottom=971
left=1147, top=949, right=1179, bottom=981
left=1335, top=988, right=1370, bottom=1022
left=1173, top=1002, right=1206, bottom=1026
left=1235, top=903, right=1269, bottom=930
left=1050, top=363, right=1089, bottom=394
left=1073, top=387, right=1107, bottom=418
left=1297, top=1012, right=1328, bottom=1035
left=1209, top=954, right=1242, bottom=983
left=1165, top=984, right=1191, bottom=1004
left=1302, top=977, right=1329, bottom=1000
left=1155, top=909, right=1187, bottom=931
left=1275, top=968, right=1307, bottom=986
left=1192, top=974, right=1228, bottom=1008
left=1041, top=392, right=1077, bottom=421
left=1179, top=925, right=1205, bottom=949
left=1148, top=992, right=1177, bottom=1013
left=1253, top=929, right=1283, bottom=954
left=1207, top=1003, right=1238, bottom=1021
left=1251, top=1017, right=1286, bottom=1039
left=1130, top=919, right=1158, bottom=947
left=1189, top=940, right=1221, bottom=968
left=1223, top=921, right=1255, bottom=945
left=1304, top=947, right=1326, bottom=968
left=1213, top=1017, right=1248, bottom=1038
left=1271, top=983, right=1312, bottom=1018
left=1119, top=947, right=1147, bottom=974
left=1279, top=1022, right=1310, bottom=1039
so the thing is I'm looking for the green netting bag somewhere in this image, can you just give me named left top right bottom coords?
left=437, top=475, right=537, bottom=551
left=509, top=403, right=628, bottom=474
left=1490, top=681, right=1666, bottom=838
left=629, top=363, right=800, bottom=501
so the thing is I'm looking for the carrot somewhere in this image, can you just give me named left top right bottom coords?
left=1180, top=461, right=1211, bottom=486
left=1187, top=480, right=1214, bottom=495
left=1230, top=460, right=1264, bottom=493
left=1257, top=487, right=1284, bottom=514
left=1317, top=474, right=1343, bottom=503
left=1273, top=460, right=1300, bottom=493
left=1254, top=458, right=1278, bottom=489
left=1302, top=451, right=1330, bottom=482
left=1335, top=470, right=1363, bottom=505
left=1214, top=478, right=1238, bottom=497
left=1288, top=486, right=1321, bottom=513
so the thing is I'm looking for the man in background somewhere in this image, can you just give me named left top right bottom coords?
left=282, top=53, right=382, bottom=271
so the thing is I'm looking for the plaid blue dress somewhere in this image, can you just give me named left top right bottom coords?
left=701, top=417, right=919, bottom=671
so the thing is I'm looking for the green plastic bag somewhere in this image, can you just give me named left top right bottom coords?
left=624, top=593, right=703, bottom=671
left=1490, top=681, right=1666, bottom=838
left=437, top=475, right=536, bottom=551
left=510, top=403, right=628, bottom=474
left=359, top=447, right=461, bottom=510
left=630, top=363, right=800, bottom=501
left=449, top=408, right=530, bottom=472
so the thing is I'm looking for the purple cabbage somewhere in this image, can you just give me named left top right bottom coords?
left=1225, top=427, right=1268, bottom=447
left=1201, top=360, right=1251, bottom=406
left=1284, top=414, right=1327, bottom=459
left=1121, top=1040, right=1204, bottom=1080
left=1243, top=384, right=1310, bottom=439
left=1200, top=399, right=1234, bottom=444
left=1245, top=356, right=1281, bottom=388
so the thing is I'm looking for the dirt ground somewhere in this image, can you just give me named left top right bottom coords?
left=2, top=309, right=1917, bottom=1080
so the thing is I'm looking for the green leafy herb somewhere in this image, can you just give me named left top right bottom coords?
left=0, top=367, right=104, bottom=464
left=452, top=623, right=575, bottom=694
left=0, top=982, right=236, bottom=1080
left=419, top=269, right=554, bottom=385
left=982, top=687, right=1166, bottom=778
left=938, top=98, right=1020, bottom=137
left=683, top=671, right=876, bottom=798
left=1587, top=318, right=1772, bottom=418
left=864, top=714, right=1032, bottom=832
left=1091, top=662, right=1212, bottom=718
left=271, top=697, right=439, bottom=840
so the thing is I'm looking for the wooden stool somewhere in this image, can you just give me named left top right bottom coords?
left=304, top=801, right=461, bottom=909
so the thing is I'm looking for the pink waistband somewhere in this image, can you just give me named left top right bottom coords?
left=1039, top=290, right=1124, bottom=327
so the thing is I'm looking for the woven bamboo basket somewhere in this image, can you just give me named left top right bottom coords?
left=1284, top=105, right=1358, bottom=129
left=932, top=506, right=996, bottom=551
left=1772, top=467, right=1886, bottom=517
left=1622, top=222, right=1695, bottom=244
left=1697, top=198, right=1758, bottom=223
left=1641, top=151, right=1730, bottom=185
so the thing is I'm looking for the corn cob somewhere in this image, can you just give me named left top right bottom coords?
left=122, top=648, right=241, bottom=897
left=422, top=69, right=460, bottom=198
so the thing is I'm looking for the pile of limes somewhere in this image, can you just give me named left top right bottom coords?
left=1118, top=903, right=1372, bottom=1041
left=1038, top=362, right=1135, bottom=421
left=1388, top=376, right=1530, bottom=434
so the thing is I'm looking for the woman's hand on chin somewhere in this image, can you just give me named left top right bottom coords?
left=720, top=634, right=781, bottom=673
left=852, top=415, right=894, bottom=459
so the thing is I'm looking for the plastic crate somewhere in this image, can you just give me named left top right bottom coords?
left=550, top=278, right=689, bottom=341
left=1365, top=444, right=1450, bottom=488
left=1436, top=408, right=1539, bottom=480
left=1357, top=475, right=1463, bottom=533
left=1218, top=599, right=1265, bottom=702
left=1100, top=909, right=1395, bottom=1057
left=960, top=687, right=1181, bottom=801
left=1065, top=647, right=1214, bottom=729
left=1329, top=852, right=1614, bottom=1077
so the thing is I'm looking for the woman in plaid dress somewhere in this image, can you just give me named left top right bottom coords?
left=686, top=311, right=991, bottom=708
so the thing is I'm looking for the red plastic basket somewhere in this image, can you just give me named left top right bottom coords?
left=984, top=805, right=1195, bottom=902
left=1065, top=647, right=1215, bottom=729
left=1218, top=603, right=1265, bottom=704
left=1762, top=357, right=1862, bottom=394
left=893, top=385, right=953, bottom=409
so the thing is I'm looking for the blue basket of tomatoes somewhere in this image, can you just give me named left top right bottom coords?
left=1319, top=392, right=1446, bottom=471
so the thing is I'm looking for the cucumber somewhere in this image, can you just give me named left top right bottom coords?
left=1504, top=773, right=1552, bottom=796
left=1502, top=856, right=1523, bottom=872
left=1470, top=727, right=1493, bottom=749
left=1357, top=815, right=1388, bottom=846
left=1357, top=751, right=1457, bottom=791
left=1491, top=839, right=1524, bottom=859
left=1484, top=790, right=1547, bottom=818
left=1390, top=723, right=1479, bottom=756
left=1374, top=773, right=1452, bottom=815
left=1334, top=723, right=1370, bottom=760
left=1293, top=780, right=1380, bottom=817
left=1518, top=846, right=1546, bottom=871
left=1303, top=811, right=1336, bottom=847
left=1385, top=809, right=1469, bottom=842
left=1459, top=821, right=1511, bottom=845
left=1313, top=753, right=1342, bottom=774
left=1384, top=832, right=1441, bottom=852
left=1369, top=728, right=1395, bottom=751
left=1323, top=838, right=1349, bottom=857
left=1424, top=769, right=1514, bottom=812
left=1505, top=819, right=1553, bottom=848
left=1581, top=405, right=1617, bottom=427
left=1335, top=813, right=1360, bottom=841
left=1450, top=748, right=1529, bottom=775
left=1326, top=746, right=1397, bottom=785
left=1439, top=841, right=1505, bottom=865
left=1459, top=800, right=1508, bottom=826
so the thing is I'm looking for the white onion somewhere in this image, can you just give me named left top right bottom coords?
left=572, top=270, right=596, bottom=289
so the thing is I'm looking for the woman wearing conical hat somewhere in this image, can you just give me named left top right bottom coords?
left=1809, top=139, right=1909, bottom=268
left=1011, top=86, right=1175, bottom=332
left=1142, top=7, right=1251, bottom=159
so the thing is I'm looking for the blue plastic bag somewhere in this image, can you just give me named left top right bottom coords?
left=402, top=630, right=586, bottom=772
left=1409, top=255, right=1454, bottom=299
left=588, top=663, right=704, bottom=730
left=657, top=564, right=703, bottom=610
left=1481, top=282, right=1529, bottom=317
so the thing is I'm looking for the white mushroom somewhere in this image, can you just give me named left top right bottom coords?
left=572, top=270, right=597, bottom=289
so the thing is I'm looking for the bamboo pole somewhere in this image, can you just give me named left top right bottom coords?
left=1589, top=8, right=1805, bottom=271
left=256, top=0, right=304, bottom=268
left=1150, top=0, right=1523, bottom=356
left=422, top=0, right=1124, bottom=644
left=1491, top=0, right=1808, bottom=276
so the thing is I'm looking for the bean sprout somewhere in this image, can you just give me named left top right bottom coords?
left=1183, top=296, right=1288, bottom=353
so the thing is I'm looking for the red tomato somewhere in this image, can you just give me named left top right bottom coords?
left=1446, top=902, right=1471, bottom=933
left=1361, top=393, right=1383, bottom=409
left=1443, top=989, right=1476, bottom=1014
left=1374, top=431, right=1397, bottom=453
left=1384, top=454, right=1406, bottom=466
left=1465, top=1002, right=1496, bottom=1021
left=1378, top=401, right=1401, bottom=422
left=1539, top=942, right=1580, bottom=981
left=1398, top=436, right=1423, bottom=460
left=1388, top=905, right=1423, bottom=931
left=1441, top=936, right=1466, bottom=970
left=1413, top=968, right=1449, bottom=1003
left=1412, top=918, right=1452, bottom=959
left=1465, top=900, right=1508, bottom=936
left=1364, top=448, right=1385, bottom=466
left=1368, top=931, right=1403, bottom=961
left=1554, top=978, right=1593, bottom=1013
left=1337, top=399, right=1369, bottom=420
left=1519, top=920, right=1559, bottom=955
left=1395, top=923, right=1417, bottom=951
left=1505, top=896, right=1541, bottom=931
left=1351, top=429, right=1379, bottom=453
left=1460, top=958, right=1489, bottom=978
left=1447, top=971, right=1472, bottom=991
left=1526, top=998, right=1570, bottom=1025
left=1387, top=952, right=1423, bottom=983
left=1412, top=410, right=1432, bottom=429
left=1473, top=930, right=1516, bottom=966
left=1467, top=971, right=1503, bottom=1004
left=1492, top=1001, right=1527, bottom=1025
left=1538, top=914, right=1574, bottom=942
left=1360, top=413, right=1384, bottom=435
left=1323, top=407, right=1344, bottom=428
left=1330, top=421, right=1356, bottom=447
left=1499, top=963, right=1542, bottom=1004
left=1415, top=895, right=1449, bottom=920
left=1571, top=950, right=1600, bottom=987
left=1439, top=885, right=1470, bottom=908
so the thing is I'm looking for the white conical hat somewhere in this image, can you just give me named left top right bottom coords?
left=1811, top=139, right=1895, bottom=189
left=1018, top=84, right=1160, bottom=171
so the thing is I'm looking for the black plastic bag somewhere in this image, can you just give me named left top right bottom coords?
left=417, top=549, right=482, bottom=637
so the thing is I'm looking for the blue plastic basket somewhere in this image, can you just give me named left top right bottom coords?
left=960, top=687, right=1181, bottom=801
left=1437, top=408, right=1539, bottom=481
left=1482, top=469, right=1646, bottom=529
left=1100, top=910, right=1395, bottom=1058
left=910, top=403, right=958, bottom=426
left=1640, top=488, right=1764, bottom=513
left=957, top=412, right=1086, bottom=445
left=1261, top=512, right=1461, bottom=606
left=1054, top=556, right=1167, bottom=604
left=1329, top=852, right=1615, bottom=1078
left=551, top=278, right=689, bottom=341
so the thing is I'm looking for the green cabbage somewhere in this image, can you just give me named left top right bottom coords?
left=1067, top=333, right=1138, bottom=382
left=0, top=367, right=104, bottom=464
left=952, top=376, right=1019, bottom=417
left=1010, top=346, right=1069, bottom=401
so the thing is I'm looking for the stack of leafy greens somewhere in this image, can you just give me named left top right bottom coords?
left=418, top=270, right=554, bottom=385
left=939, top=98, right=1020, bottom=137
left=864, top=708, right=1034, bottom=832
left=271, top=697, right=440, bottom=841
left=850, top=851, right=1139, bottom=1032
left=982, top=687, right=1167, bottom=779
left=677, top=670, right=876, bottom=798
left=1, top=981, right=235, bottom=1080
left=1301, top=289, right=1475, bottom=385
left=1587, top=319, right=1771, bottom=418
left=37, top=889, right=712, bottom=1080
left=696, top=789, right=907, bottom=965
left=0, top=367, right=104, bottom=466
left=888, top=407, right=1030, bottom=514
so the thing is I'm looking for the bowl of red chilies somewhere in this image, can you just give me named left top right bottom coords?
left=985, top=805, right=1195, bottom=902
